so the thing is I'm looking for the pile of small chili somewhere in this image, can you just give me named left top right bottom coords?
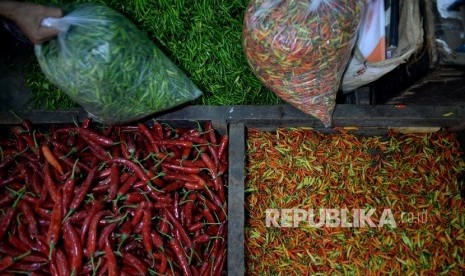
left=0, top=119, right=228, bottom=275
left=245, top=128, right=465, bottom=274
left=242, top=0, right=364, bottom=126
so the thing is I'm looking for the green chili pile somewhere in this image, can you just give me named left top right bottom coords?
left=243, top=0, right=364, bottom=127
left=245, top=128, right=465, bottom=274
left=35, top=3, right=202, bottom=125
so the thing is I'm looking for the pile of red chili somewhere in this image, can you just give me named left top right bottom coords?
left=0, top=118, right=228, bottom=275
left=245, top=128, right=465, bottom=274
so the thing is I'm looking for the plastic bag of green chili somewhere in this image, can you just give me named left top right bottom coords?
left=243, top=0, right=364, bottom=127
left=35, top=3, right=202, bottom=125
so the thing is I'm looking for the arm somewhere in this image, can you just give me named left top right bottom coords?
left=0, top=1, right=62, bottom=44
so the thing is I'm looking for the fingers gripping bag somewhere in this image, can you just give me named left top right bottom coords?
left=243, top=0, right=365, bottom=127
left=35, top=4, right=202, bottom=125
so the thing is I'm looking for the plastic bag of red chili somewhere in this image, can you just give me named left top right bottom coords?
left=243, top=0, right=365, bottom=127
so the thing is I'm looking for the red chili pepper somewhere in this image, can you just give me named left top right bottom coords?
left=0, top=192, right=14, bottom=208
left=150, top=231, right=164, bottom=250
left=47, top=190, right=63, bottom=259
left=217, top=135, right=228, bottom=160
left=142, top=208, right=153, bottom=254
left=0, top=156, right=15, bottom=172
left=131, top=203, right=146, bottom=227
left=158, top=212, right=170, bottom=235
left=161, top=163, right=202, bottom=174
left=116, top=176, right=137, bottom=199
left=0, top=243, right=19, bottom=256
left=200, top=153, right=217, bottom=178
left=42, top=145, right=64, bottom=175
left=86, top=138, right=111, bottom=161
left=155, top=139, right=194, bottom=149
left=8, top=234, right=29, bottom=253
left=69, top=210, right=87, bottom=224
left=63, top=221, right=83, bottom=275
left=153, top=252, right=167, bottom=275
left=193, top=234, right=211, bottom=245
left=10, top=261, right=48, bottom=272
left=107, top=158, right=151, bottom=184
left=213, top=177, right=225, bottom=203
left=21, top=253, right=49, bottom=263
left=119, top=220, right=132, bottom=248
left=74, top=127, right=114, bottom=147
left=151, top=121, right=164, bottom=140
left=138, top=122, right=160, bottom=153
left=164, top=173, right=207, bottom=186
left=174, top=159, right=206, bottom=168
left=0, top=208, right=16, bottom=241
left=98, top=223, right=117, bottom=251
left=62, top=164, right=78, bottom=215
left=187, top=222, right=204, bottom=233
left=212, top=245, right=226, bottom=276
left=80, top=201, right=104, bottom=244
left=86, top=210, right=109, bottom=257
left=162, top=181, right=185, bottom=193
left=185, top=182, right=206, bottom=190
left=122, top=252, right=147, bottom=275
left=198, top=194, right=220, bottom=213
left=29, top=234, right=49, bottom=258
left=199, top=260, right=211, bottom=276
left=105, top=237, right=119, bottom=276
left=202, top=187, right=224, bottom=210
left=124, top=192, right=146, bottom=203
left=54, top=248, right=70, bottom=276
left=168, top=238, right=193, bottom=276
left=69, top=168, right=97, bottom=214
left=16, top=224, right=37, bottom=254
left=207, top=145, right=220, bottom=168
left=44, top=164, right=60, bottom=203
left=17, top=200, right=38, bottom=235
left=204, top=121, right=217, bottom=145
left=107, top=163, right=119, bottom=201
left=163, top=207, right=193, bottom=248
left=0, top=251, right=31, bottom=271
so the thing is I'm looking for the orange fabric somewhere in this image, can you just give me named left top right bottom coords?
left=366, top=36, right=386, bottom=62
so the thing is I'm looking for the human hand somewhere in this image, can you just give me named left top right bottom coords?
left=0, top=1, right=62, bottom=44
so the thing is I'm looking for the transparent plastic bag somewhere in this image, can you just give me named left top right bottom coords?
left=35, top=4, right=202, bottom=125
left=243, top=0, right=364, bottom=127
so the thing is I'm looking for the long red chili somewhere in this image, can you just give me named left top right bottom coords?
left=42, top=145, right=64, bottom=175
left=168, top=238, right=193, bottom=276
left=105, top=237, right=119, bottom=276
left=47, top=190, right=63, bottom=259
left=0, top=251, right=31, bottom=271
left=63, top=220, right=83, bottom=275
left=80, top=201, right=104, bottom=244
left=217, top=135, right=228, bottom=160
left=86, top=210, right=109, bottom=257
left=98, top=223, right=117, bottom=251
left=44, top=164, right=60, bottom=203
left=142, top=207, right=153, bottom=254
left=69, top=168, right=97, bottom=213
left=107, top=163, right=119, bottom=201
left=17, top=200, right=38, bottom=235
left=163, top=207, right=193, bottom=248
left=161, top=163, right=202, bottom=174
left=107, top=158, right=151, bottom=184
left=138, top=122, right=160, bottom=153
left=122, top=252, right=147, bottom=275
left=0, top=208, right=16, bottom=241
left=54, top=248, right=70, bottom=276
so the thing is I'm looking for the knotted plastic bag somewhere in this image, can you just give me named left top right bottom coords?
left=243, top=0, right=364, bottom=127
left=35, top=3, right=202, bottom=125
